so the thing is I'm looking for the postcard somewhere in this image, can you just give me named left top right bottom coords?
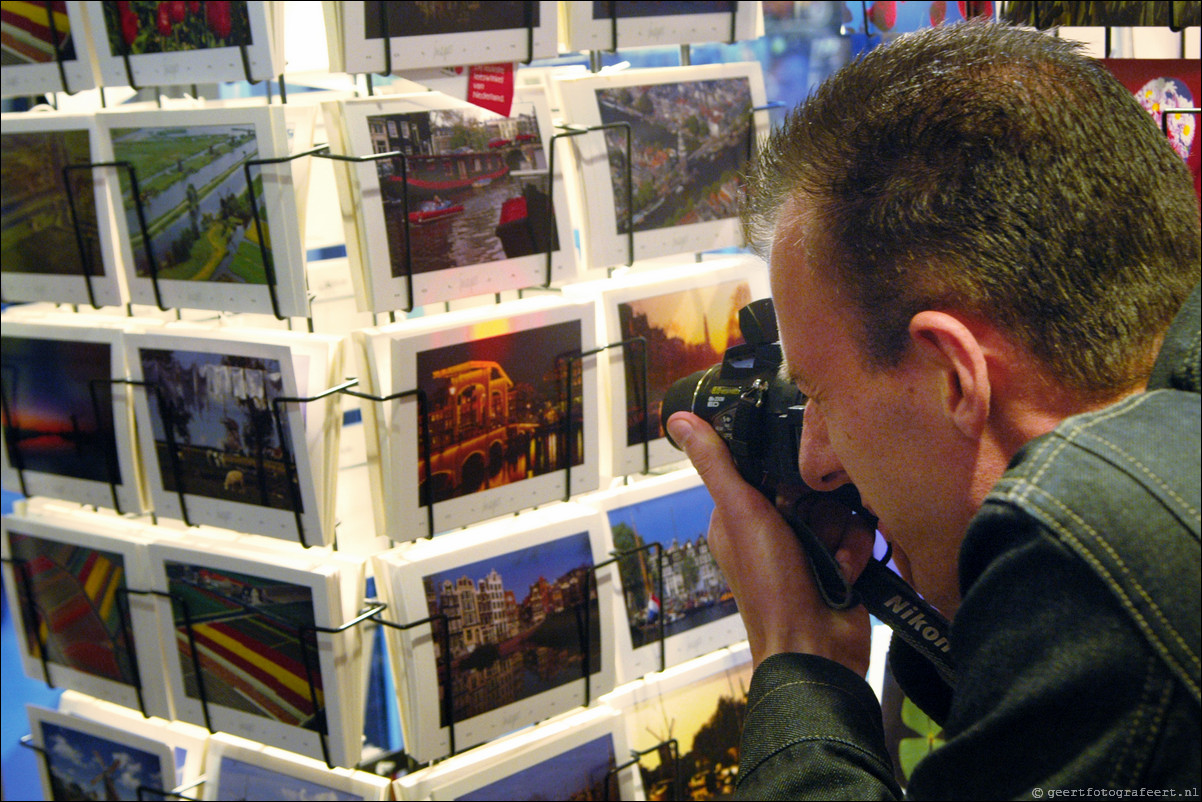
left=204, top=732, right=392, bottom=801
left=604, top=642, right=753, bottom=801
left=96, top=104, right=309, bottom=317
left=555, top=61, right=768, bottom=269
left=1102, top=59, right=1200, bottom=199
left=1, top=111, right=125, bottom=308
left=842, top=0, right=991, bottom=35
left=386, top=296, right=599, bottom=540
left=1, top=318, right=148, bottom=513
left=567, top=254, right=769, bottom=477
left=586, top=468, right=745, bottom=682
left=325, top=85, right=576, bottom=312
left=372, top=503, right=616, bottom=764
left=395, top=706, right=641, bottom=801
left=1002, top=1, right=1200, bottom=28
left=331, top=1, right=556, bottom=75
left=146, top=537, right=365, bottom=766
left=1, top=509, right=171, bottom=715
left=54, top=688, right=210, bottom=795
left=560, top=1, right=761, bottom=52
left=84, top=0, right=283, bottom=88
left=27, top=703, right=180, bottom=802
left=0, top=1, right=98, bottom=97
left=124, top=327, right=341, bottom=545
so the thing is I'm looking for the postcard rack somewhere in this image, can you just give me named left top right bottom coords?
left=337, top=385, right=437, bottom=538
left=549, top=122, right=635, bottom=277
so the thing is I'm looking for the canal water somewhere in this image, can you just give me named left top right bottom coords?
left=384, top=174, right=531, bottom=276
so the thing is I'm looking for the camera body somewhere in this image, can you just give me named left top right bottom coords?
left=662, top=297, right=807, bottom=495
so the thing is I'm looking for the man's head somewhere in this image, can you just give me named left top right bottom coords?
left=748, top=21, right=1200, bottom=613
left=745, top=20, right=1200, bottom=403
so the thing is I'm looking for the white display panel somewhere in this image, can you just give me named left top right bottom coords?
left=125, top=326, right=343, bottom=545
left=385, top=296, right=600, bottom=540
left=324, top=86, right=576, bottom=313
left=554, top=62, right=769, bottom=270
left=585, top=468, right=747, bottom=682
left=96, top=104, right=311, bottom=317
left=84, top=0, right=283, bottom=89
left=1, top=112, right=125, bottom=308
left=328, top=1, right=556, bottom=75
left=373, top=504, right=617, bottom=764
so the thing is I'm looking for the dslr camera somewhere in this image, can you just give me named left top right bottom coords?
left=661, top=296, right=808, bottom=496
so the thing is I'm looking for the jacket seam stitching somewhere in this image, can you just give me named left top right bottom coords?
left=1019, top=483, right=1201, bottom=698
left=1112, top=656, right=1161, bottom=787
left=748, top=678, right=878, bottom=721
left=735, top=735, right=895, bottom=790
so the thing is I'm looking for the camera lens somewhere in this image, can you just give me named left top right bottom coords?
left=660, top=367, right=716, bottom=448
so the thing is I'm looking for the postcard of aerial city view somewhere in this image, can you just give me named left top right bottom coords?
left=421, top=531, right=600, bottom=726
left=596, top=76, right=752, bottom=234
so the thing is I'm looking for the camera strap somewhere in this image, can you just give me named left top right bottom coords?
left=783, top=504, right=958, bottom=689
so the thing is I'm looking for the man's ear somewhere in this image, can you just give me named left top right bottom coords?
left=908, top=311, right=991, bottom=439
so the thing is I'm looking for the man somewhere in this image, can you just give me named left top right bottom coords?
left=667, top=21, right=1200, bottom=798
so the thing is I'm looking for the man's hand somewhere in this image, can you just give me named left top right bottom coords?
left=667, top=411, right=875, bottom=675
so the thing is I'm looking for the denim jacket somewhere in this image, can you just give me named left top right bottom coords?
left=735, top=285, right=1201, bottom=800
